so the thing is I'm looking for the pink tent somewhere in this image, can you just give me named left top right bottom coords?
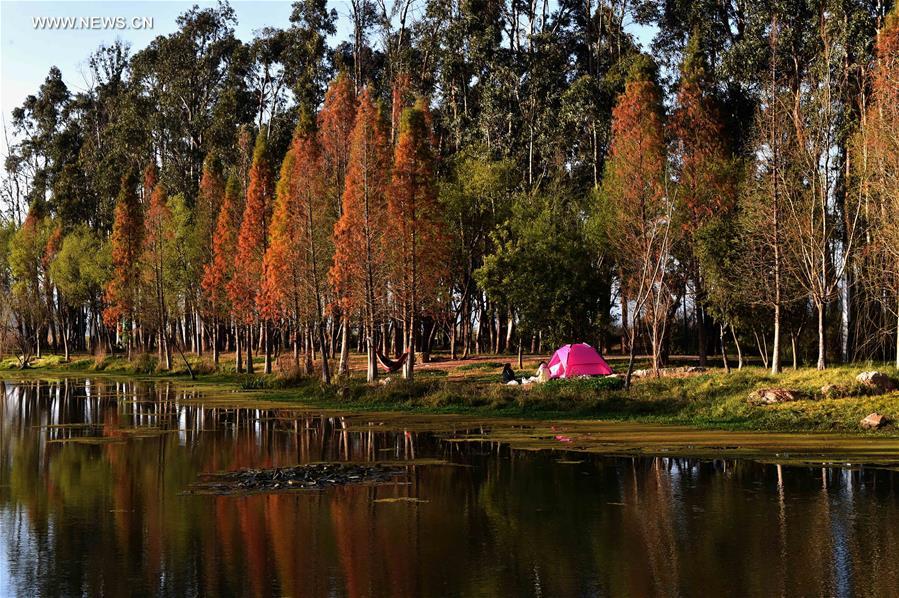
left=547, top=343, right=613, bottom=378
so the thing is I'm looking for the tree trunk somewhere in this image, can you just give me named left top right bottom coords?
left=62, top=322, right=70, bottom=363
left=730, top=327, right=743, bottom=369
left=697, top=303, right=707, bottom=367
left=771, top=299, right=782, bottom=374
left=624, top=327, right=638, bottom=390
left=366, top=323, right=378, bottom=383
left=753, top=328, right=769, bottom=370
left=620, top=276, right=629, bottom=355
left=264, top=320, right=272, bottom=374
left=304, top=324, right=314, bottom=375
left=318, top=321, right=331, bottom=384
left=164, top=331, right=172, bottom=370
left=212, top=321, right=220, bottom=366
left=338, top=315, right=350, bottom=376
left=450, top=319, right=457, bottom=360
left=235, top=324, right=244, bottom=373
left=246, top=325, right=254, bottom=374
left=403, top=312, right=415, bottom=381
left=816, top=300, right=826, bottom=371
left=720, top=324, right=730, bottom=373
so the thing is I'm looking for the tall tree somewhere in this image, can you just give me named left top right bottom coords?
left=283, top=0, right=339, bottom=108
left=860, top=5, right=899, bottom=368
left=202, top=173, right=243, bottom=368
left=142, top=175, right=174, bottom=369
left=48, top=226, right=111, bottom=357
left=262, top=112, right=334, bottom=382
left=670, top=34, right=736, bottom=367
left=130, top=2, right=251, bottom=203
left=102, top=172, right=143, bottom=358
left=782, top=8, right=864, bottom=370
left=228, top=131, right=274, bottom=373
left=7, top=209, right=52, bottom=364
left=319, top=72, right=357, bottom=375
left=387, top=101, right=447, bottom=380
left=331, top=88, right=391, bottom=381
left=602, top=56, right=673, bottom=386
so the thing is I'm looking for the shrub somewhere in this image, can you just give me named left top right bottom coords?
left=132, top=352, right=157, bottom=374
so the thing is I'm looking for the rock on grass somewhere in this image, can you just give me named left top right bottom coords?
left=860, top=413, right=889, bottom=430
left=748, top=388, right=811, bottom=405
left=856, top=371, right=898, bottom=394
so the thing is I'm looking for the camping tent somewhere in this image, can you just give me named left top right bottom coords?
left=547, top=343, right=613, bottom=378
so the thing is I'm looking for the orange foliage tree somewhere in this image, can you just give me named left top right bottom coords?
left=201, top=173, right=243, bottom=367
left=862, top=7, right=899, bottom=368
left=387, top=101, right=447, bottom=380
left=195, top=158, right=225, bottom=343
left=319, top=72, right=356, bottom=375
left=142, top=176, right=174, bottom=369
left=103, top=170, right=143, bottom=358
left=319, top=73, right=357, bottom=218
left=330, top=87, right=391, bottom=381
left=669, top=36, right=735, bottom=366
left=227, top=130, right=274, bottom=374
left=602, top=57, right=672, bottom=385
left=262, top=112, right=334, bottom=382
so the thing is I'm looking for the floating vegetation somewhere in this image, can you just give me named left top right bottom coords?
left=47, top=436, right=125, bottom=445
left=185, top=463, right=408, bottom=495
left=445, top=421, right=899, bottom=466
left=36, top=423, right=103, bottom=429
left=373, top=497, right=429, bottom=504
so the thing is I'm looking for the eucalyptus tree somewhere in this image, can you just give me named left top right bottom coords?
left=130, top=2, right=251, bottom=204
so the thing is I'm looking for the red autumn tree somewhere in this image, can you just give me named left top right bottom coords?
left=258, top=147, right=298, bottom=325
left=319, top=72, right=357, bottom=218
left=103, top=170, right=143, bottom=359
left=202, top=173, right=243, bottom=367
left=330, top=87, right=391, bottom=381
left=386, top=100, right=447, bottom=381
left=862, top=6, right=899, bottom=369
left=142, top=162, right=157, bottom=203
left=602, top=56, right=672, bottom=386
left=318, top=72, right=357, bottom=375
left=228, top=130, right=274, bottom=374
left=195, top=158, right=225, bottom=284
left=142, top=178, right=174, bottom=369
left=263, top=114, right=335, bottom=383
left=669, top=35, right=735, bottom=367
left=390, top=73, right=413, bottom=143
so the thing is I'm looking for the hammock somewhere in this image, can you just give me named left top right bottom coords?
left=376, top=350, right=409, bottom=373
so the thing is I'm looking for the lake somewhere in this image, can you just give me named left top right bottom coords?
left=2, top=377, right=898, bottom=597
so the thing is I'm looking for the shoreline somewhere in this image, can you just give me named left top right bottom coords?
left=3, top=354, right=899, bottom=437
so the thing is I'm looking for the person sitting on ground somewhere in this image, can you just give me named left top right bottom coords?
left=501, top=363, right=517, bottom=384
left=535, top=361, right=550, bottom=383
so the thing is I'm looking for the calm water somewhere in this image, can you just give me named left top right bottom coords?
left=2, top=379, right=899, bottom=597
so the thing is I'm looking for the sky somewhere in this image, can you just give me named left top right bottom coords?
left=1, top=0, right=655, bottom=140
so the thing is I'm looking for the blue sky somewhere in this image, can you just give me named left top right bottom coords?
left=1, top=0, right=655, bottom=136
left=1, top=1, right=344, bottom=130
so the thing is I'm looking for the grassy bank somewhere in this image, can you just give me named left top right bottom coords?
left=3, top=353, right=899, bottom=434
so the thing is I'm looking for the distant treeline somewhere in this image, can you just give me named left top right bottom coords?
left=1, top=0, right=897, bottom=379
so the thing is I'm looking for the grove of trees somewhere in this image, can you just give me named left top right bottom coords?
left=2, top=0, right=898, bottom=379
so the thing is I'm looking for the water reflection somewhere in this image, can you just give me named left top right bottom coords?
left=2, top=379, right=899, bottom=597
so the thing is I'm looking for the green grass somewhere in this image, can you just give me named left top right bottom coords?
left=3, top=353, right=899, bottom=434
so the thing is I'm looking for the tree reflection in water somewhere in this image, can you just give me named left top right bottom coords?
left=1, top=378, right=898, bottom=597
